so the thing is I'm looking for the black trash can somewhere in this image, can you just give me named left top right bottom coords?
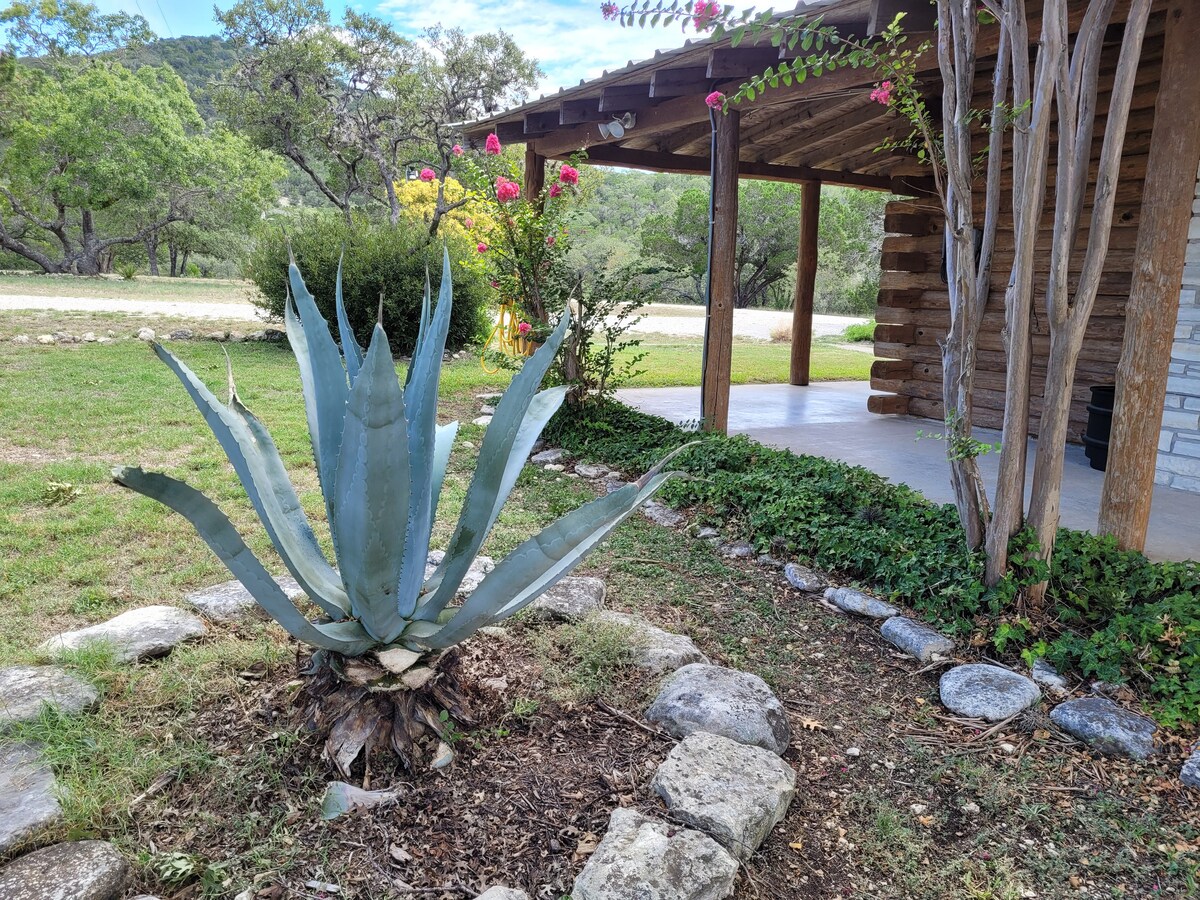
left=1081, top=384, right=1116, bottom=471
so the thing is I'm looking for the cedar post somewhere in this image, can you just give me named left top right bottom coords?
left=524, top=146, right=546, bottom=207
left=701, top=109, right=740, bottom=433
left=789, top=180, right=821, bottom=386
left=1098, top=1, right=1200, bottom=550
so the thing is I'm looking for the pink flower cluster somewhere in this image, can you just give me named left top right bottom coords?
left=558, top=164, right=579, bottom=185
left=485, top=133, right=502, bottom=155
left=692, top=0, right=720, bottom=31
left=452, top=144, right=464, bottom=156
left=418, top=167, right=436, bottom=182
left=518, top=321, right=532, bottom=335
left=496, top=176, right=520, bottom=203
left=870, top=81, right=892, bottom=105
left=705, top=90, right=725, bottom=110
left=600, top=2, right=619, bottom=20
left=548, top=183, right=563, bottom=198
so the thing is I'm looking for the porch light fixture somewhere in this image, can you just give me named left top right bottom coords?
left=598, top=112, right=637, bottom=140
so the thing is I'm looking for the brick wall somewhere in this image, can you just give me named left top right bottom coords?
left=1155, top=165, right=1200, bottom=493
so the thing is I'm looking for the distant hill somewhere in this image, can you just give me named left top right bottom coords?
left=110, top=35, right=237, bottom=122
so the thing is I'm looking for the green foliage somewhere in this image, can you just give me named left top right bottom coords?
left=842, top=320, right=876, bottom=342
left=533, top=616, right=640, bottom=702
left=544, top=399, right=1200, bottom=724
left=115, top=257, right=685, bottom=657
left=115, top=262, right=138, bottom=281
left=244, top=213, right=487, bottom=354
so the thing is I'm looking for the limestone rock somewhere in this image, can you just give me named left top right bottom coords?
left=782, top=563, right=825, bottom=592
left=206, top=331, right=228, bottom=342
left=823, top=586, right=898, bottom=619
left=81, top=332, right=97, bottom=343
left=530, top=448, right=565, bottom=465
left=424, top=550, right=494, bottom=597
left=595, top=611, right=708, bottom=674
left=477, top=391, right=503, bottom=401
left=0, top=665, right=98, bottom=728
left=11, top=335, right=30, bottom=344
left=0, top=841, right=129, bottom=900
left=574, top=462, right=611, bottom=479
left=571, top=808, right=738, bottom=900
left=472, top=416, right=493, bottom=427
left=717, top=540, right=754, bottom=560
left=168, top=328, right=193, bottom=341
left=479, top=404, right=496, bottom=415
left=0, top=743, right=62, bottom=853
left=1050, top=698, right=1157, bottom=760
left=647, top=663, right=791, bottom=755
left=879, top=616, right=955, bottom=661
left=641, top=500, right=685, bottom=528
left=695, top=526, right=720, bottom=541
left=476, top=888, right=529, bottom=900
left=377, top=647, right=421, bottom=674
left=53, top=331, right=77, bottom=343
left=1031, top=659, right=1069, bottom=694
left=136, top=327, right=155, bottom=341
left=184, top=575, right=303, bottom=623
left=1181, top=745, right=1200, bottom=789
left=756, top=554, right=783, bottom=569
left=652, top=731, right=796, bottom=860
left=36, top=334, right=55, bottom=345
left=939, top=664, right=1040, bottom=722
left=526, top=576, right=606, bottom=622
left=39, top=606, right=206, bottom=663
left=544, top=463, right=565, bottom=472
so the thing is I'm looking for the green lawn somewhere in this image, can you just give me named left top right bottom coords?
left=0, top=272, right=256, bottom=304
left=624, top=334, right=872, bottom=386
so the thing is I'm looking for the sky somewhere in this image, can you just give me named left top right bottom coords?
left=89, top=0, right=696, bottom=96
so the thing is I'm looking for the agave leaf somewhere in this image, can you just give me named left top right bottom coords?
left=422, top=446, right=695, bottom=648
left=405, top=270, right=433, bottom=390
left=286, top=263, right=350, bottom=534
left=396, top=250, right=454, bottom=617
left=333, top=324, right=411, bottom=643
left=334, top=254, right=363, bottom=384
left=417, top=312, right=572, bottom=619
left=112, top=466, right=373, bottom=655
left=153, top=342, right=349, bottom=617
left=430, top=421, right=458, bottom=521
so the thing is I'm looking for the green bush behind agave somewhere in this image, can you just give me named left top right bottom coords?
left=246, top=213, right=490, bottom=354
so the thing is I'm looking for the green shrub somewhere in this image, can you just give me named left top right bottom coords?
left=245, top=213, right=488, bottom=354
left=842, top=320, right=876, bottom=342
left=543, top=400, right=1200, bottom=725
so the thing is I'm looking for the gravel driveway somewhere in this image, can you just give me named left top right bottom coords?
left=0, top=295, right=264, bottom=321
left=624, top=304, right=867, bottom=340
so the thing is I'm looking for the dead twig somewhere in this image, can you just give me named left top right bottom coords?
left=593, top=697, right=675, bottom=743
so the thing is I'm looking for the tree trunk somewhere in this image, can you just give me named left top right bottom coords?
left=145, top=233, right=160, bottom=276
left=169, top=244, right=179, bottom=278
left=180, top=250, right=191, bottom=276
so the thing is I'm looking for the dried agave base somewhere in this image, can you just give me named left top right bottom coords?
left=295, top=648, right=477, bottom=780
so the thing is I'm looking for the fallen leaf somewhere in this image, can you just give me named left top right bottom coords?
left=800, top=717, right=826, bottom=731
left=917, top=815, right=935, bottom=827
left=789, top=840, right=804, bottom=851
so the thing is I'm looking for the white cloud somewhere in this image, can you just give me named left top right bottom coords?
left=375, top=0, right=696, bottom=97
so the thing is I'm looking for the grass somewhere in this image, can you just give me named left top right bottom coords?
left=2, top=316, right=1195, bottom=898
left=621, top=333, right=873, bottom=386
left=0, top=272, right=257, bottom=304
left=842, top=319, right=877, bottom=342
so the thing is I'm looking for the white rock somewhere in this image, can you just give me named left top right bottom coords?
left=0, top=743, right=62, bottom=853
left=479, top=404, right=496, bottom=415
left=526, top=576, right=606, bottom=622
left=377, top=647, right=422, bottom=674
left=530, top=448, right=565, bottom=465
left=184, top=575, right=303, bottom=623
left=961, top=801, right=981, bottom=815
left=0, top=841, right=129, bottom=899
left=718, top=540, right=754, bottom=559
left=574, top=463, right=611, bottom=479
left=1031, top=659, right=1069, bottom=694
left=544, top=463, right=565, bottom=472
left=36, top=334, right=55, bottom=345
left=651, top=731, right=796, bottom=860
left=1049, top=698, right=1157, bottom=760
left=595, top=611, right=708, bottom=674
left=476, top=392, right=503, bottom=401
left=0, top=665, right=99, bottom=728
left=823, top=586, right=899, bottom=619
left=476, top=888, right=529, bottom=900
left=879, top=616, right=955, bottom=661
left=10, top=334, right=30, bottom=344
left=136, top=327, right=156, bottom=341
left=571, top=808, right=738, bottom=900
left=783, top=563, right=825, bottom=591
left=647, top=662, right=791, bottom=755
left=473, top=415, right=493, bottom=426
left=1181, top=745, right=1200, bottom=789
left=939, top=664, right=1041, bottom=722
left=81, top=332, right=97, bottom=342
left=641, top=500, right=685, bottom=528
left=845, top=747, right=862, bottom=758
left=424, top=550, right=494, bottom=597
left=96, top=336, right=112, bottom=344
left=38, top=605, right=206, bottom=663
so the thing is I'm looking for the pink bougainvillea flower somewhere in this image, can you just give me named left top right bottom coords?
left=418, top=167, right=436, bottom=182
left=870, top=81, right=892, bottom=105
left=558, top=164, right=579, bottom=185
left=692, top=0, right=720, bottom=31
left=546, top=235, right=556, bottom=246
left=485, top=133, right=502, bottom=155
left=490, top=279, right=499, bottom=288
left=600, top=2, right=619, bottom=21
left=463, top=217, right=474, bottom=229
left=477, top=242, right=488, bottom=253
left=452, top=144, right=464, bottom=156
left=705, top=90, right=725, bottom=110
left=496, top=176, right=520, bottom=203
left=548, top=182, right=563, bottom=198
left=518, top=321, right=532, bottom=335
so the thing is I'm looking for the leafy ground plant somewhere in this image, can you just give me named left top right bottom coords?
left=113, top=251, right=684, bottom=774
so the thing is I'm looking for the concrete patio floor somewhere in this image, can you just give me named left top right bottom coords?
left=616, top=381, right=1200, bottom=562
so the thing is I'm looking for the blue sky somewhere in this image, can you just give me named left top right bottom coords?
left=90, top=0, right=693, bottom=96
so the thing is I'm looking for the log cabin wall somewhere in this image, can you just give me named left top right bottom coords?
left=868, top=18, right=1165, bottom=442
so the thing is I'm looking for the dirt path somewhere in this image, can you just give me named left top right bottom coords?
left=625, top=304, right=867, bottom=340
left=0, top=295, right=263, bottom=321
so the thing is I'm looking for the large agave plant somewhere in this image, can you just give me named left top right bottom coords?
left=114, top=251, right=681, bottom=772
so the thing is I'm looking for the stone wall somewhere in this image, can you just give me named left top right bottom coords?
left=1155, top=165, right=1200, bottom=493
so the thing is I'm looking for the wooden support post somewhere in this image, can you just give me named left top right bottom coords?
left=1098, top=1, right=1200, bottom=551
left=523, top=147, right=545, bottom=208
left=701, top=109, right=740, bottom=433
left=789, top=180, right=820, bottom=386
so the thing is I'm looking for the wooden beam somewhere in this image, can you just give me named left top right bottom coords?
left=599, top=83, right=656, bottom=112
left=702, top=109, right=740, bottom=434
left=790, top=181, right=821, bottom=386
left=560, top=98, right=604, bottom=125
left=868, top=0, right=937, bottom=34
left=573, top=144, right=897, bottom=191
left=524, top=111, right=560, bottom=134
left=706, top=46, right=783, bottom=78
left=524, top=147, right=545, bottom=207
left=649, top=66, right=710, bottom=98
left=1098, top=1, right=1200, bottom=551
left=867, top=394, right=910, bottom=414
